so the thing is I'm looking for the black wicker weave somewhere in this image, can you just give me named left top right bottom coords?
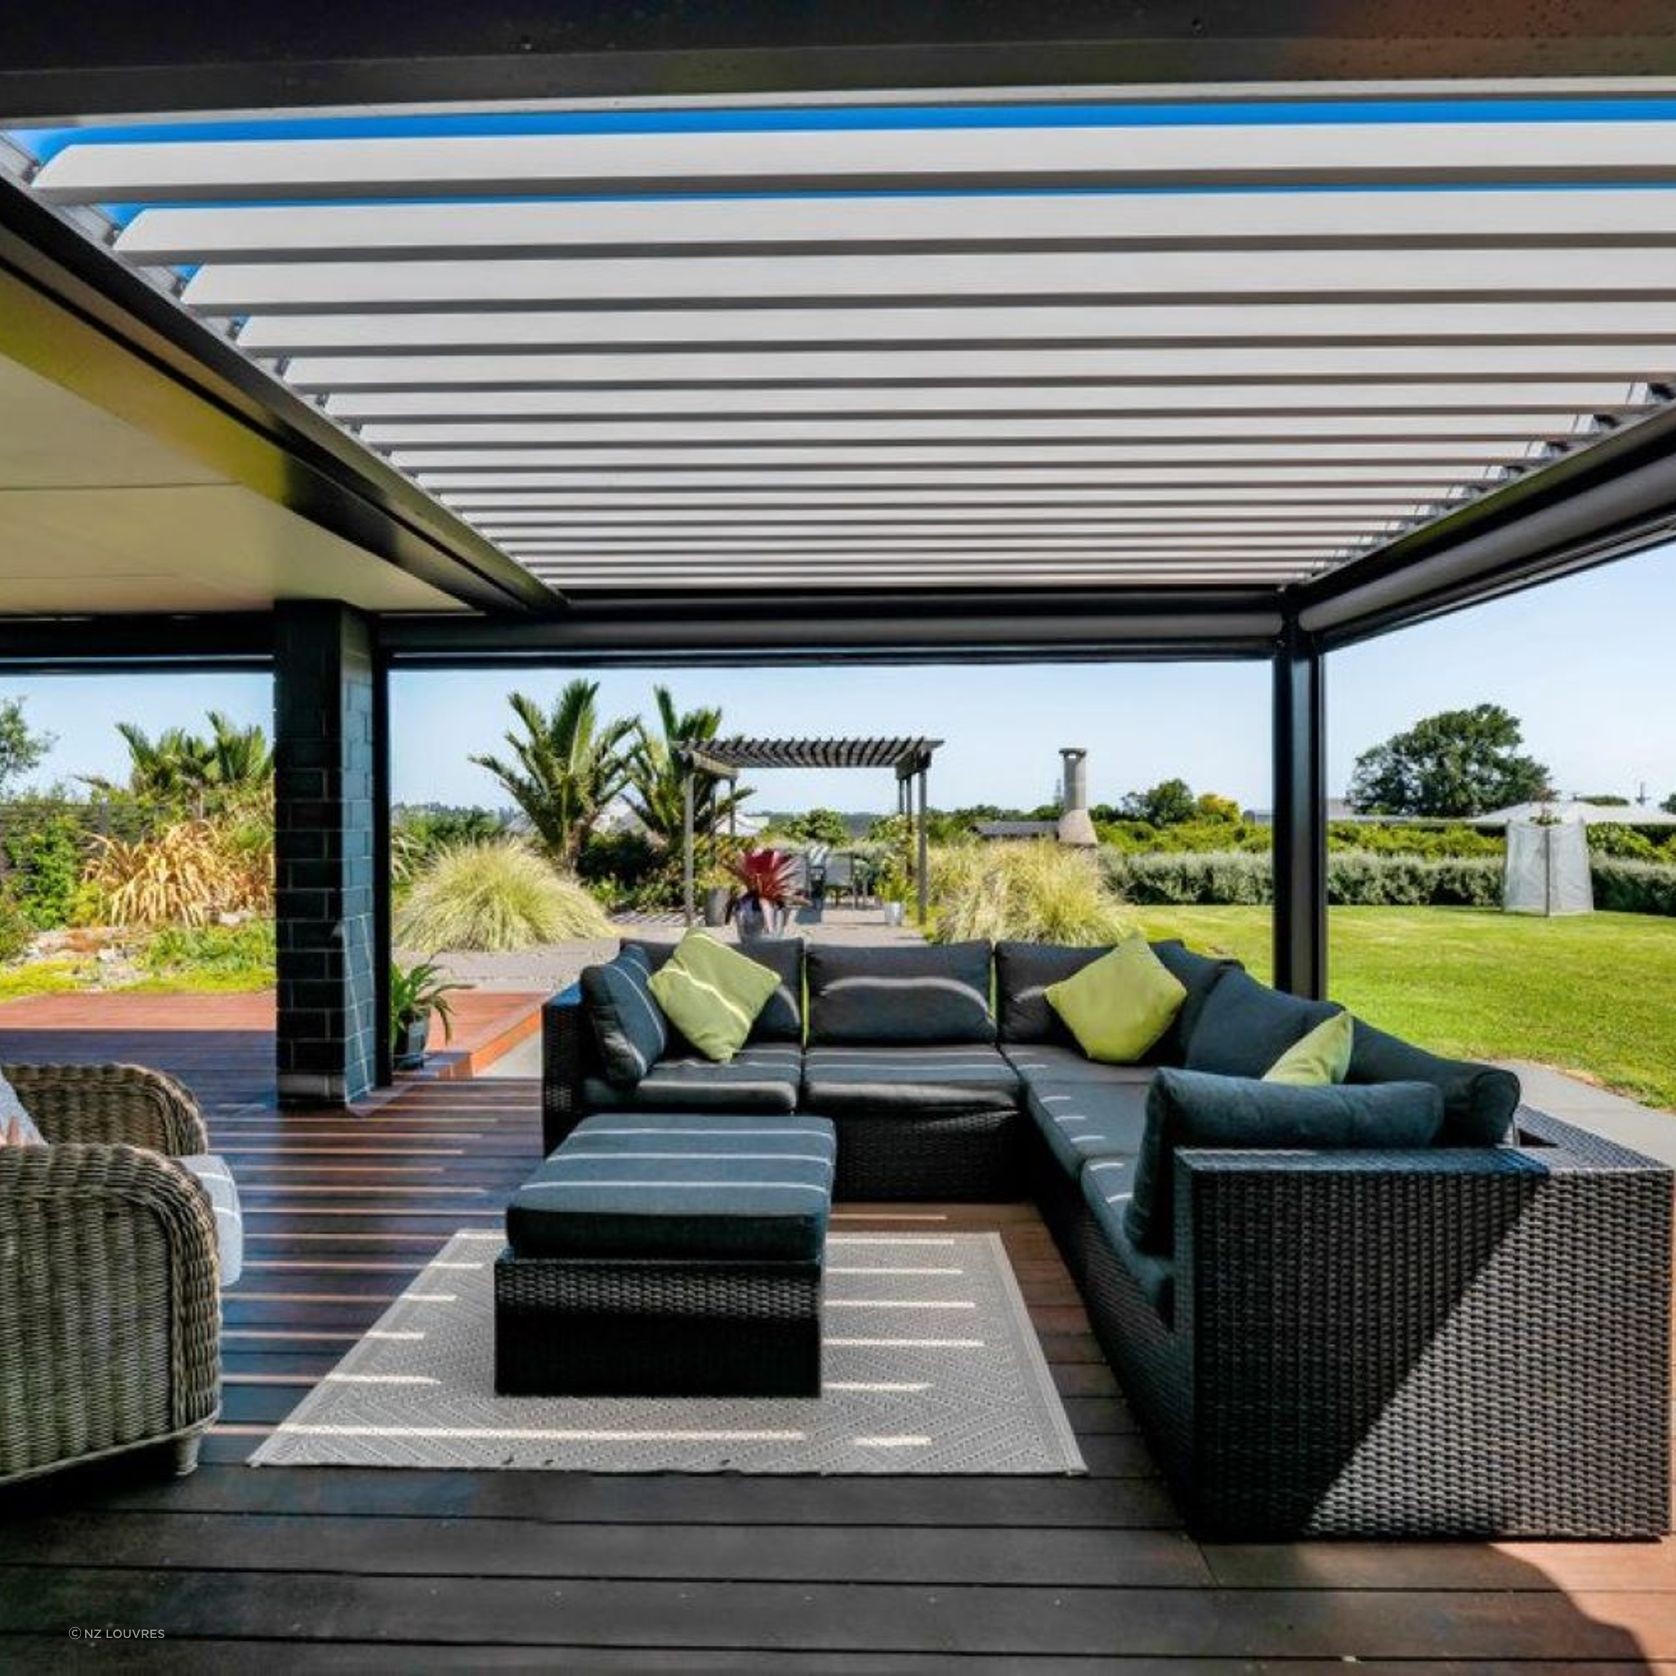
left=1030, top=1108, right=1672, bottom=1539
left=0, top=1064, right=222, bottom=1486
left=494, top=1254, right=822, bottom=1397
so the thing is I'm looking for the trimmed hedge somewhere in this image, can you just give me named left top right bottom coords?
left=1102, top=847, right=1676, bottom=915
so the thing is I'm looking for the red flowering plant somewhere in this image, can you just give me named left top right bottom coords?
left=728, top=847, right=803, bottom=909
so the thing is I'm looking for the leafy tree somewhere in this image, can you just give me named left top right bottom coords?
left=1576, top=793, right=1630, bottom=806
left=1119, top=778, right=1198, bottom=828
left=1347, top=704, right=1551, bottom=818
left=1195, top=791, right=1245, bottom=824
left=0, top=696, right=53, bottom=799
left=771, top=807, right=851, bottom=847
left=470, top=683, right=635, bottom=869
left=626, top=685, right=751, bottom=851
left=1663, top=791, right=1676, bottom=817
left=85, top=710, right=271, bottom=816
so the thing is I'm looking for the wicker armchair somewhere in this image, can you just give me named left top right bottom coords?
left=0, top=1063, right=222, bottom=1486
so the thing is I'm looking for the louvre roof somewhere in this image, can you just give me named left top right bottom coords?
left=676, top=737, right=940, bottom=775
left=10, top=94, right=1676, bottom=599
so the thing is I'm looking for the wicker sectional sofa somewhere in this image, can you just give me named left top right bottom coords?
left=542, top=934, right=1672, bottom=1539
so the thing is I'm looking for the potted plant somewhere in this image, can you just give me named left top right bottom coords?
left=391, top=959, right=468, bottom=1071
left=728, top=847, right=803, bottom=941
left=698, top=861, right=735, bottom=928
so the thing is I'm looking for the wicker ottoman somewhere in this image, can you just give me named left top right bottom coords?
left=494, top=1112, right=836, bottom=1397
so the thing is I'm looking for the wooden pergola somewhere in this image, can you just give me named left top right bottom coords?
left=675, top=736, right=941, bottom=926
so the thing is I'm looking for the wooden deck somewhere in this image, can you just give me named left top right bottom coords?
left=0, top=1029, right=1671, bottom=1668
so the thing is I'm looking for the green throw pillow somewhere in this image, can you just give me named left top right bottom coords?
left=1263, top=1010, right=1354, bottom=1086
left=647, top=931, right=782, bottom=1062
left=1044, top=936, right=1187, bottom=1065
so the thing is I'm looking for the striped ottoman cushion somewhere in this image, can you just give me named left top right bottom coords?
left=506, top=1113, right=836, bottom=1263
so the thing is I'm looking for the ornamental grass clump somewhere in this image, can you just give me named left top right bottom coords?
left=86, top=816, right=274, bottom=927
left=394, top=837, right=612, bottom=952
left=930, top=841, right=1131, bottom=945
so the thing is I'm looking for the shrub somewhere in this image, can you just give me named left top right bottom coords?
left=137, top=920, right=277, bottom=989
left=1104, top=849, right=1273, bottom=905
left=930, top=842, right=1131, bottom=945
left=577, top=827, right=664, bottom=894
left=1102, top=848, right=1506, bottom=909
left=395, top=838, right=612, bottom=951
left=1591, top=860, right=1676, bottom=916
left=85, top=816, right=274, bottom=927
left=0, top=887, right=33, bottom=962
left=392, top=805, right=512, bottom=882
left=1327, top=821, right=1503, bottom=859
left=1584, top=823, right=1662, bottom=861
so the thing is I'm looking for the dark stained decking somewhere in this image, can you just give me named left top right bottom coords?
left=0, top=1027, right=1671, bottom=1669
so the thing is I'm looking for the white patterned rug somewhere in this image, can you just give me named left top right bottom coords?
left=251, top=1230, right=1085, bottom=1475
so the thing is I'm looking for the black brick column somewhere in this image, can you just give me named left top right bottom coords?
left=274, top=602, right=379, bottom=1106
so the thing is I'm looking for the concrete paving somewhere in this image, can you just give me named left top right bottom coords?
left=1501, top=1059, right=1676, bottom=1167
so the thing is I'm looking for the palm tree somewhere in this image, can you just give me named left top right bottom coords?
left=626, top=685, right=751, bottom=852
left=470, top=682, right=635, bottom=868
left=85, top=712, right=272, bottom=816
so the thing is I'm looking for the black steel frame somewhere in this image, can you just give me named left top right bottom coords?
left=6, top=4, right=1676, bottom=117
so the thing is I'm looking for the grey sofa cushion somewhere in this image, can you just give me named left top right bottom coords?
left=508, top=1112, right=835, bottom=1262
left=802, top=1043, right=1021, bottom=1118
left=996, top=939, right=1237, bottom=1061
left=806, top=940, right=995, bottom=1045
left=1021, top=1075, right=1152, bottom=1177
left=1005, top=1041, right=1165, bottom=1088
left=621, top=936, right=804, bottom=1045
left=1348, top=1020, right=1520, bottom=1146
left=1127, top=1068, right=1446, bottom=1254
left=1081, top=1163, right=1175, bottom=1324
left=1184, top=968, right=1341, bottom=1079
left=579, top=947, right=668, bottom=1087
left=582, top=1043, right=802, bottom=1115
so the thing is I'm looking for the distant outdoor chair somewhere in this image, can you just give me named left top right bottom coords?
left=0, top=1063, right=228, bottom=1485
left=823, top=851, right=860, bottom=906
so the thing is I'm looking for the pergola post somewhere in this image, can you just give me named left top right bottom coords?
left=681, top=769, right=696, bottom=928
left=370, top=644, right=393, bottom=1088
left=273, top=601, right=380, bottom=1107
left=915, top=765, right=930, bottom=926
left=1272, top=619, right=1328, bottom=1000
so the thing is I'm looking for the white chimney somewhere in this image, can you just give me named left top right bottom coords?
left=1057, top=747, right=1097, bottom=847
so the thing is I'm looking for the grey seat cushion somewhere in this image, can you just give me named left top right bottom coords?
left=582, top=1043, right=802, bottom=1115
left=621, top=936, right=804, bottom=1045
left=507, top=1112, right=836, bottom=1262
left=802, top=1044, right=1022, bottom=1118
left=1003, top=1042, right=1161, bottom=1088
left=1020, top=1075, right=1152, bottom=1177
left=995, top=939, right=1238, bottom=1063
left=1183, top=968, right=1342, bottom=1079
left=806, top=940, right=995, bottom=1045
left=177, top=1153, right=243, bottom=1287
left=1081, top=1165, right=1175, bottom=1324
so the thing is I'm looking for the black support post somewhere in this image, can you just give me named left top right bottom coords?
left=371, top=648, right=393, bottom=1088
left=1272, top=620, right=1328, bottom=1000
left=274, top=601, right=379, bottom=1107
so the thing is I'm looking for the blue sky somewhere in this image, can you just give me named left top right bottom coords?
left=5, top=543, right=1671, bottom=813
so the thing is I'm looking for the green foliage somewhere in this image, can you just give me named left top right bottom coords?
left=1347, top=703, right=1550, bottom=817
left=0, top=887, right=33, bottom=962
left=138, top=920, right=276, bottom=989
left=1663, top=792, right=1676, bottom=817
left=1577, top=794, right=1631, bottom=806
left=930, top=841, right=1131, bottom=945
left=395, top=838, right=613, bottom=952
left=625, top=685, right=752, bottom=850
left=577, top=827, right=663, bottom=892
left=83, top=710, right=272, bottom=817
left=1097, top=817, right=1270, bottom=855
left=470, top=683, right=635, bottom=869
left=1117, top=777, right=1199, bottom=827
left=392, top=805, right=511, bottom=882
left=1104, top=849, right=1274, bottom=906
left=390, top=959, right=468, bottom=1044
left=1584, top=823, right=1662, bottom=861
left=1591, top=860, right=1676, bottom=916
left=1, top=805, right=84, bottom=928
left=1326, top=821, right=1503, bottom=859
left=767, top=807, right=851, bottom=847
left=0, top=697, right=52, bottom=799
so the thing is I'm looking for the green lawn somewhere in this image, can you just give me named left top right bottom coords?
left=1133, top=906, right=1676, bottom=1114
